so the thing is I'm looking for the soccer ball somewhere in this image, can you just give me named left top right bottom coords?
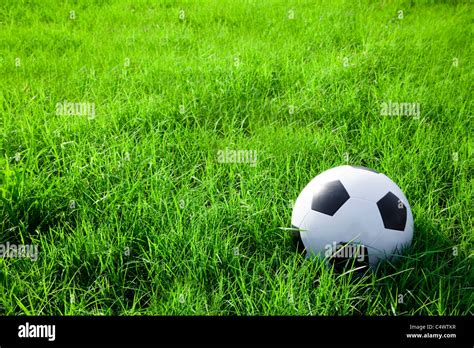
left=291, top=165, right=414, bottom=269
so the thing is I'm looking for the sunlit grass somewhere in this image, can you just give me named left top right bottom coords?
left=0, top=0, right=472, bottom=315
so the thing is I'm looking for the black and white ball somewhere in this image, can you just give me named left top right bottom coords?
left=291, top=165, right=414, bottom=269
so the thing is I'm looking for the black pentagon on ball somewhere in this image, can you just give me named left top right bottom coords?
left=311, top=180, right=350, bottom=216
left=376, top=191, right=407, bottom=231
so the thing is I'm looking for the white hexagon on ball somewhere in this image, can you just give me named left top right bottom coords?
left=291, top=165, right=414, bottom=269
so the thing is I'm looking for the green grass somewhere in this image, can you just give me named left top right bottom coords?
left=0, top=0, right=472, bottom=315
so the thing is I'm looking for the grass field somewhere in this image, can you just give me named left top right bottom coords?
left=0, top=0, right=472, bottom=315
